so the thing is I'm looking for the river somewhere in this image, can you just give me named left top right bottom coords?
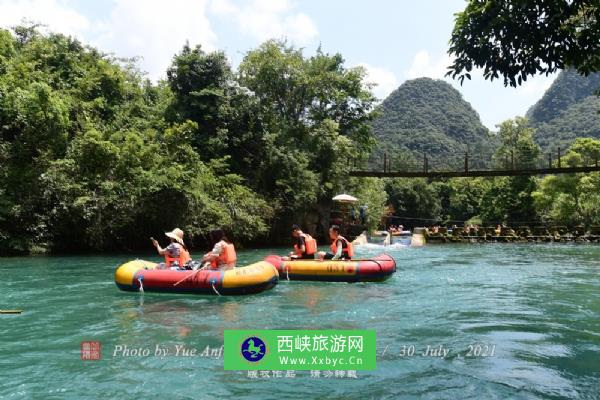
left=1, top=243, right=599, bottom=399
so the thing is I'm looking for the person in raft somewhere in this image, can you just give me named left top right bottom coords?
left=201, top=229, right=237, bottom=270
left=151, top=228, right=191, bottom=270
left=317, top=225, right=354, bottom=261
left=289, top=225, right=317, bottom=259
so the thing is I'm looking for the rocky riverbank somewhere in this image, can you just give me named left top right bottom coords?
left=424, top=226, right=600, bottom=243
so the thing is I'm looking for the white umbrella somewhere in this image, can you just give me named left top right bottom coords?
left=332, top=193, right=358, bottom=203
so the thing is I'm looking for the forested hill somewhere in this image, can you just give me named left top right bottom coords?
left=370, top=78, right=495, bottom=170
left=527, top=69, right=600, bottom=151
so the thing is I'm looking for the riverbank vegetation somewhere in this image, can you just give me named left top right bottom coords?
left=1, top=25, right=599, bottom=255
left=0, top=26, right=376, bottom=254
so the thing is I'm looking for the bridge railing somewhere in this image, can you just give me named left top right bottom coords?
left=355, top=146, right=600, bottom=177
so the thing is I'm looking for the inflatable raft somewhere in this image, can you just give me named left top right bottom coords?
left=114, top=260, right=278, bottom=295
left=263, top=253, right=396, bottom=282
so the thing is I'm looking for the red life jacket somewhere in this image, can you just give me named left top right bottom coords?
left=294, top=233, right=317, bottom=256
left=210, top=241, right=237, bottom=269
left=164, top=243, right=191, bottom=267
left=330, top=235, right=354, bottom=258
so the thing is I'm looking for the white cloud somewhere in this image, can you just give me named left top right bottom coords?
left=94, top=0, right=218, bottom=80
left=0, top=0, right=219, bottom=81
left=357, top=63, right=398, bottom=101
left=405, top=50, right=454, bottom=80
left=0, top=0, right=90, bottom=37
left=210, top=0, right=318, bottom=45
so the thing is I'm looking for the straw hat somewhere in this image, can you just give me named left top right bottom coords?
left=165, top=228, right=185, bottom=245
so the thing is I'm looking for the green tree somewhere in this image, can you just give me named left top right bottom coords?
left=565, top=137, right=600, bottom=166
left=236, top=41, right=376, bottom=225
left=533, top=137, right=600, bottom=225
left=478, top=176, right=538, bottom=224
left=447, top=178, right=491, bottom=223
left=493, top=117, right=541, bottom=169
left=345, top=178, right=388, bottom=231
left=448, top=0, right=600, bottom=86
left=166, top=44, right=233, bottom=156
left=0, top=26, right=276, bottom=254
left=41, top=122, right=273, bottom=251
left=478, top=119, right=541, bottom=224
left=385, top=178, right=442, bottom=223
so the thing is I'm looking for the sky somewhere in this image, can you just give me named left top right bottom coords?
left=0, top=0, right=557, bottom=130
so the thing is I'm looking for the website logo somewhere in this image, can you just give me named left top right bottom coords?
left=225, top=330, right=376, bottom=370
left=241, top=337, right=266, bottom=362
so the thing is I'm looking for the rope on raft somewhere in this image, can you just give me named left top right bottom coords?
left=211, top=282, right=221, bottom=296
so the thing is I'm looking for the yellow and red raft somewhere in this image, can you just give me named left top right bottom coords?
left=263, top=253, right=396, bottom=282
left=114, top=260, right=278, bottom=295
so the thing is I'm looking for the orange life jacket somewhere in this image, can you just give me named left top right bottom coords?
left=294, top=233, right=317, bottom=256
left=210, top=240, right=237, bottom=269
left=164, top=243, right=191, bottom=267
left=330, top=235, right=354, bottom=258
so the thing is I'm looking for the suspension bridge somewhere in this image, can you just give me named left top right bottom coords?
left=350, top=147, right=600, bottom=178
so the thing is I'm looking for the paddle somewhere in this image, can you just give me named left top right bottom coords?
left=1, top=310, right=22, bottom=314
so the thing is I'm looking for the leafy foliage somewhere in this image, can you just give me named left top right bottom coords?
left=0, top=27, right=273, bottom=254
left=385, top=178, right=443, bottom=223
left=346, top=177, right=387, bottom=231
left=533, top=138, right=600, bottom=225
left=448, top=0, right=600, bottom=86
left=493, top=117, right=541, bottom=168
left=236, top=41, right=376, bottom=217
left=0, top=28, right=376, bottom=254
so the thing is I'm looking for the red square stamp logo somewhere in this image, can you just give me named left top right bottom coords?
left=81, top=341, right=101, bottom=360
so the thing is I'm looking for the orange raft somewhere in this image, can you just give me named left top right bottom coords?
left=114, top=260, right=278, bottom=295
left=263, top=253, right=396, bottom=282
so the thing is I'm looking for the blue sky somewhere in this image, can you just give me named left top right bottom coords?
left=0, top=0, right=557, bottom=130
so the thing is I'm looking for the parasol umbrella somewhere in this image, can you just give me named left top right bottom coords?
left=332, top=193, right=358, bottom=203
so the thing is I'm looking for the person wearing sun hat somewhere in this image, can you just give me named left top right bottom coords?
left=151, top=228, right=192, bottom=269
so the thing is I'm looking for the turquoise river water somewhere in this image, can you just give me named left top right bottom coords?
left=1, top=244, right=599, bottom=399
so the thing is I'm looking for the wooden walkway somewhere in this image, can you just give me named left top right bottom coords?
left=349, top=165, right=600, bottom=178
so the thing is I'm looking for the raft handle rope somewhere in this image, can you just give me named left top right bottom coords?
left=210, top=279, right=221, bottom=296
left=138, top=276, right=144, bottom=293
left=383, top=252, right=397, bottom=271
left=372, top=259, right=383, bottom=272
